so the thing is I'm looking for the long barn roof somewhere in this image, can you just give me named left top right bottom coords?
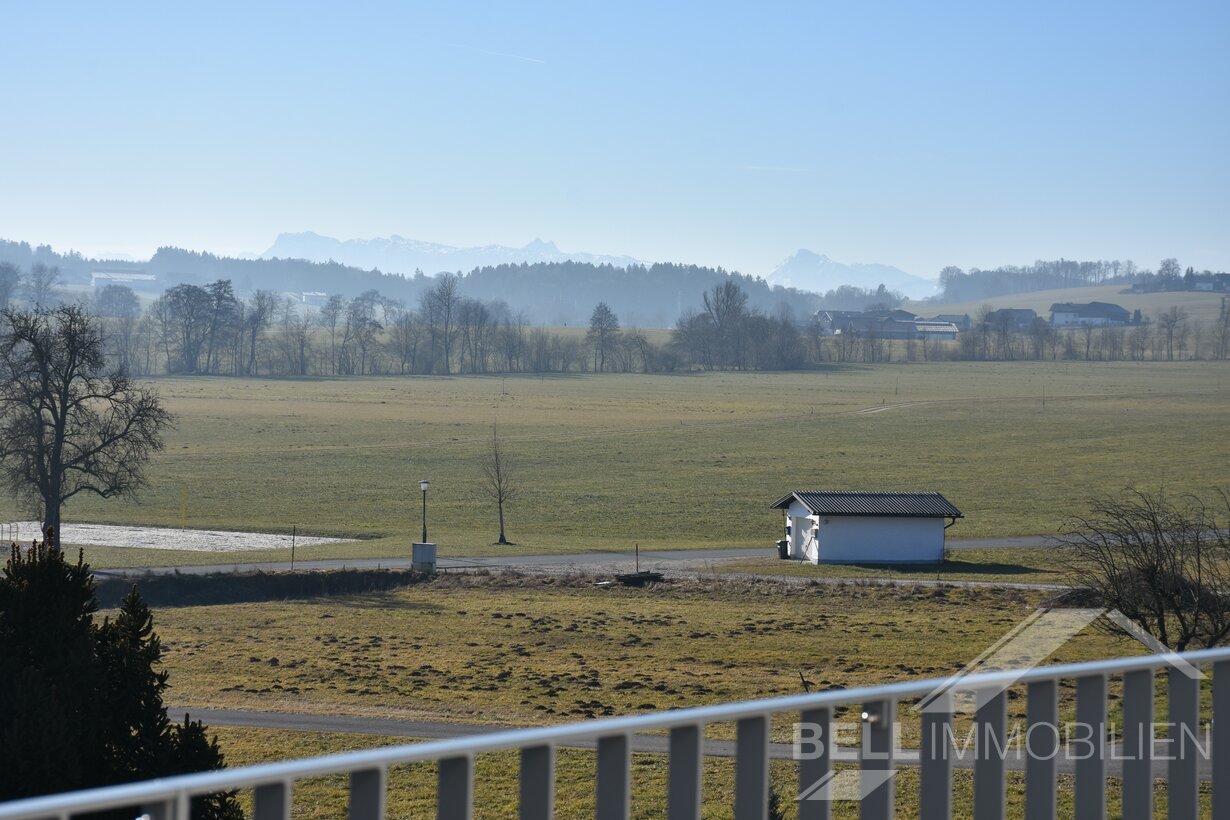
left=770, top=491, right=962, bottom=518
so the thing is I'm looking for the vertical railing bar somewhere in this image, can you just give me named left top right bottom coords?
left=1214, top=660, right=1230, bottom=820
left=1024, top=679, right=1057, bottom=820
left=973, top=689, right=1005, bottom=820
left=919, top=691, right=952, bottom=820
left=520, top=744, right=555, bottom=820
left=798, top=706, right=831, bottom=820
left=667, top=724, right=702, bottom=820
left=595, top=735, right=630, bottom=820
left=1074, top=674, right=1106, bottom=820
left=252, top=781, right=291, bottom=820
left=141, top=798, right=169, bottom=820
left=1121, top=669, right=1153, bottom=820
left=1168, top=666, right=1200, bottom=820
left=860, top=698, right=895, bottom=820
left=139, top=798, right=172, bottom=820
left=349, top=766, right=386, bottom=820
left=734, top=715, right=769, bottom=820
left=438, top=755, right=473, bottom=820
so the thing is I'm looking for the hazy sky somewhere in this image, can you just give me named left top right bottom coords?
left=2, top=1, right=1227, bottom=278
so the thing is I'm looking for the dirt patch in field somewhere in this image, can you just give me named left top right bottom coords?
left=5, top=521, right=353, bottom=552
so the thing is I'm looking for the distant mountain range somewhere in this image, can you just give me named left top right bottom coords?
left=263, top=232, right=645, bottom=275
left=766, top=249, right=937, bottom=300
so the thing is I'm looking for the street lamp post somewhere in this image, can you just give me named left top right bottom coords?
left=420, top=479, right=430, bottom=543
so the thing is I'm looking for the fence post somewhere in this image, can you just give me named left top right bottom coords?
left=797, top=707, right=831, bottom=820
left=1073, top=674, right=1106, bottom=820
left=1168, top=667, right=1200, bottom=820
left=253, top=782, right=291, bottom=820
left=973, top=690, right=1005, bottom=820
left=667, top=725, right=702, bottom=820
left=520, top=744, right=554, bottom=820
left=920, top=692, right=952, bottom=820
left=861, top=698, right=895, bottom=820
left=1121, top=669, right=1153, bottom=820
left=349, top=767, right=385, bottom=820
left=596, top=735, right=630, bottom=820
left=734, top=716, right=769, bottom=820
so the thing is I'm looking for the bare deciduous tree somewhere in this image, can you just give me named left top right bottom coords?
left=480, top=423, right=518, bottom=545
left=0, top=305, right=173, bottom=538
left=0, top=263, right=21, bottom=310
left=1060, top=488, right=1230, bottom=651
left=23, top=264, right=61, bottom=306
left=1156, top=306, right=1187, bottom=361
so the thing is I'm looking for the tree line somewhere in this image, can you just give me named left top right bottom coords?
left=937, top=258, right=1136, bottom=302
left=4, top=260, right=1228, bottom=374
left=936, top=257, right=1228, bottom=303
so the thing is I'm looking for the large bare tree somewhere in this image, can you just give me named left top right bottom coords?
left=480, top=423, right=518, bottom=545
left=1060, top=488, right=1230, bottom=651
left=0, top=305, right=173, bottom=539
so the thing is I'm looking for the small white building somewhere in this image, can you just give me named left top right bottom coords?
left=770, top=491, right=962, bottom=564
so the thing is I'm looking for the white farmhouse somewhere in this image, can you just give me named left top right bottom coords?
left=770, top=491, right=962, bottom=564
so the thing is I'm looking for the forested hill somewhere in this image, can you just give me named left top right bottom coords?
left=463, top=261, right=822, bottom=326
left=0, top=241, right=424, bottom=303
left=0, top=240, right=835, bottom=326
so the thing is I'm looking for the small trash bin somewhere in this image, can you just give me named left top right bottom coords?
left=776, top=539, right=789, bottom=560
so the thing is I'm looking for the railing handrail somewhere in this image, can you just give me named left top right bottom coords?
left=4, top=645, right=1230, bottom=818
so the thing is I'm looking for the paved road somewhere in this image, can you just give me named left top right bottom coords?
left=170, top=707, right=1208, bottom=779
left=100, top=536, right=1053, bottom=579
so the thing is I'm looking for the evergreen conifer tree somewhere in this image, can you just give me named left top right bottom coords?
left=0, top=541, right=241, bottom=818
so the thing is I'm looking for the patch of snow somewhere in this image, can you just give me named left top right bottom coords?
left=6, top=522, right=353, bottom=552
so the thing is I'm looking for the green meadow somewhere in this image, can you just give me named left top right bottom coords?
left=5, top=361, right=1225, bottom=567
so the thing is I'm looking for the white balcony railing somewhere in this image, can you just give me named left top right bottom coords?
left=2, top=647, right=1229, bottom=819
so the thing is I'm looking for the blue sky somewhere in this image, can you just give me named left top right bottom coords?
left=1, top=1, right=1227, bottom=278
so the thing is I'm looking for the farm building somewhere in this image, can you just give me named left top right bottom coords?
left=818, top=309, right=960, bottom=340
left=1049, top=301, right=1130, bottom=327
left=770, top=491, right=962, bottom=564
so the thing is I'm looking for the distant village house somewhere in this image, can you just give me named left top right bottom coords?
left=1049, top=301, right=1131, bottom=327
left=814, top=309, right=960, bottom=340
left=984, top=308, right=1038, bottom=331
left=90, top=271, right=157, bottom=288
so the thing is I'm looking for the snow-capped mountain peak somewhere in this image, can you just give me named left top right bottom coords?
left=766, top=249, right=936, bottom=299
left=262, top=232, right=643, bottom=275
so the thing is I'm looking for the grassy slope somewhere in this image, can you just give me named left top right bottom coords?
left=906, top=283, right=1227, bottom=325
left=4, top=362, right=1226, bottom=568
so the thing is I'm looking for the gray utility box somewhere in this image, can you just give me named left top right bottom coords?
left=412, top=542, right=437, bottom=573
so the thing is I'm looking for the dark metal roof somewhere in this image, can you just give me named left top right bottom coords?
left=770, top=491, right=962, bottom=518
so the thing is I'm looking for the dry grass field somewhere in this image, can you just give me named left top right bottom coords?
left=142, top=573, right=1199, bottom=819
left=152, top=574, right=1130, bottom=737
left=3, top=361, right=1224, bottom=568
